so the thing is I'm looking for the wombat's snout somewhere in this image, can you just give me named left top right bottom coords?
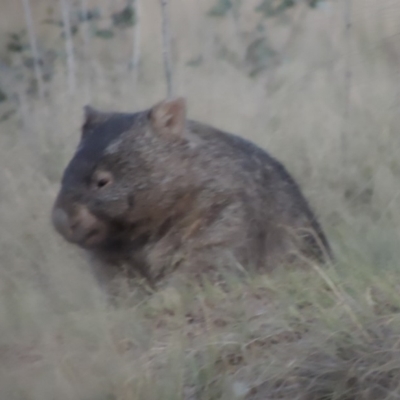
left=51, top=204, right=108, bottom=248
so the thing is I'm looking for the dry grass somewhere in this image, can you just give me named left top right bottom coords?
left=1, top=0, right=400, bottom=399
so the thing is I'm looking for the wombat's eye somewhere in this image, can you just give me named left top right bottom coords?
left=97, top=178, right=109, bottom=188
left=92, top=171, right=113, bottom=190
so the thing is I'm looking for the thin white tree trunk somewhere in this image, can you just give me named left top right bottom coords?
left=159, top=0, right=174, bottom=98
left=59, top=0, right=76, bottom=94
left=21, top=0, right=45, bottom=99
left=131, top=0, right=141, bottom=85
left=79, top=0, right=92, bottom=101
left=230, top=0, right=245, bottom=66
left=342, top=0, right=352, bottom=164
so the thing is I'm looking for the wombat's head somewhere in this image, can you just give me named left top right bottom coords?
left=51, top=97, right=187, bottom=249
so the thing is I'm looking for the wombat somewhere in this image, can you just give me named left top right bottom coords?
left=51, top=97, right=332, bottom=291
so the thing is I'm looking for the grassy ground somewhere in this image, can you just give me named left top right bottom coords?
left=1, top=0, right=400, bottom=398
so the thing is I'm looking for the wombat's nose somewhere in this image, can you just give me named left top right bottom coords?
left=51, top=207, right=72, bottom=238
left=51, top=204, right=107, bottom=247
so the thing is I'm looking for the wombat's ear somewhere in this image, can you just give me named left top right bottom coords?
left=81, top=105, right=107, bottom=137
left=149, top=97, right=186, bottom=138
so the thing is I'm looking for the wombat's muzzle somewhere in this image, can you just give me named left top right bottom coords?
left=51, top=204, right=108, bottom=248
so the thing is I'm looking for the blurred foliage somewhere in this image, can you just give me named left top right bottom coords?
left=77, top=7, right=101, bottom=23
left=0, top=0, right=330, bottom=101
left=246, top=37, right=277, bottom=77
left=186, top=56, right=203, bottom=68
left=255, top=0, right=296, bottom=17
left=208, top=0, right=233, bottom=17
left=95, top=29, right=114, bottom=39
left=256, top=0, right=328, bottom=16
left=6, top=32, right=28, bottom=53
left=0, top=110, right=15, bottom=122
left=0, top=88, right=7, bottom=103
left=309, top=0, right=326, bottom=8
left=0, top=2, right=138, bottom=103
left=207, top=0, right=328, bottom=76
left=208, top=0, right=328, bottom=18
left=112, top=3, right=136, bottom=29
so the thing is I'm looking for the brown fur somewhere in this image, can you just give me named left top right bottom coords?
left=51, top=98, right=333, bottom=291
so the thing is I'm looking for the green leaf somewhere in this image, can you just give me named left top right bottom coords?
left=95, top=29, right=114, bottom=39
left=77, top=8, right=101, bottom=22
left=309, top=0, right=325, bottom=8
left=6, top=32, right=27, bottom=53
left=7, top=42, right=25, bottom=53
left=112, top=5, right=136, bottom=28
left=186, top=56, right=203, bottom=67
left=42, top=18, right=63, bottom=27
left=245, top=37, right=276, bottom=76
left=208, top=0, right=232, bottom=17
left=0, top=89, right=7, bottom=103
left=0, top=110, right=16, bottom=123
left=255, top=0, right=296, bottom=17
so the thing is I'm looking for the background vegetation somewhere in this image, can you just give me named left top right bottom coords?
left=1, top=0, right=400, bottom=398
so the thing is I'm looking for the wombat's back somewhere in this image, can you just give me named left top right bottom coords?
left=187, top=120, right=333, bottom=266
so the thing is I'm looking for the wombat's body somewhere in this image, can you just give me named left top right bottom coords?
left=52, top=98, right=332, bottom=290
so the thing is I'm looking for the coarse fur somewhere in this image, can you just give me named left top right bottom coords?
left=51, top=98, right=333, bottom=291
